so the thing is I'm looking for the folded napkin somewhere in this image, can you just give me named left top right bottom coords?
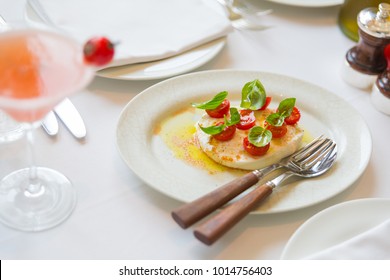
left=32, top=0, right=232, bottom=68
left=305, top=219, right=390, bottom=260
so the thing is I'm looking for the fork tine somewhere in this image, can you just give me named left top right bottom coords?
left=316, top=143, right=337, bottom=169
left=300, top=141, right=336, bottom=169
left=292, top=135, right=327, bottom=161
left=217, top=0, right=271, bottom=30
left=298, top=140, right=332, bottom=165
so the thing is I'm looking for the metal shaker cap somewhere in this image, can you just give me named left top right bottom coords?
left=358, top=3, right=390, bottom=38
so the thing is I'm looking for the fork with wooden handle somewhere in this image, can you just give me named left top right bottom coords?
left=171, top=136, right=330, bottom=229
left=193, top=140, right=337, bottom=245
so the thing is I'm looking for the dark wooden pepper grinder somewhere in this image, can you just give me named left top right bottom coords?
left=341, top=3, right=390, bottom=89
left=371, top=44, right=390, bottom=114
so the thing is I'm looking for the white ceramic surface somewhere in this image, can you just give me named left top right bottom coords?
left=95, top=38, right=226, bottom=80
left=116, top=70, right=372, bottom=214
left=371, top=83, right=390, bottom=115
left=265, top=0, right=343, bottom=7
left=281, top=198, right=390, bottom=259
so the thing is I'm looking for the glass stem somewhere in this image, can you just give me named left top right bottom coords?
left=25, top=123, right=42, bottom=195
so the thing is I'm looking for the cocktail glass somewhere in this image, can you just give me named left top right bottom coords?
left=0, top=110, right=25, bottom=143
left=0, top=26, right=95, bottom=231
left=0, top=16, right=26, bottom=144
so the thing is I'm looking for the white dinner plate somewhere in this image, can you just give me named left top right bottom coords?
left=265, top=0, right=343, bottom=7
left=95, top=38, right=226, bottom=80
left=116, top=70, right=372, bottom=214
left=280, top=198, right=390, bottom=259
left=23, top=2, right=226, bottom=81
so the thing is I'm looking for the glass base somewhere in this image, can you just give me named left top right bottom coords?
left=0, top=167, right=76, bottom=231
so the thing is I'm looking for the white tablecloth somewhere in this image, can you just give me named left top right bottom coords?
left=1, top=0, right=389, bottom=260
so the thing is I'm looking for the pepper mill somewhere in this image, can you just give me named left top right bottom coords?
left=371, top=44, right=390, bottom=114
left=341, top=3, right=390, bottom=89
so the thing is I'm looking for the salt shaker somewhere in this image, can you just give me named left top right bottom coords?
left=371, top=44, right=390, bottom=114
left=341, top=3, right=390, bottom=89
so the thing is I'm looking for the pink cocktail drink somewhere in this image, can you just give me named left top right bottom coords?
left=0, top=29, right=94, bottom=122
left=0, top=27, right=96, bottom=232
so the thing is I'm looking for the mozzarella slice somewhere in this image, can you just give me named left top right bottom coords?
left=195, top=109, right=304, bottom=170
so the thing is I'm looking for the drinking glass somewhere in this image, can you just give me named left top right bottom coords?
left=0, top=25, right=95, bottom=231
left=0, top=110, right=25, bottom=143
left=0, top=16, right=26, bottom=144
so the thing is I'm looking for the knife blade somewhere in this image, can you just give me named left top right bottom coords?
left=27, top=0, right=56, bottom=26
left=0, top=14, right=6, bottom=26
left=54, top=98, right=87, bottom=139
left=41, top=111, right=59, bottom=136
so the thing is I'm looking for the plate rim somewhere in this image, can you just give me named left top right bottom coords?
left=95, top=38, right=226, bottom=81
left=116, top=69, right=372, bottom=214
left=280, top=197, right=390, bottom=259
left=266, top=0, right=343, bottom=7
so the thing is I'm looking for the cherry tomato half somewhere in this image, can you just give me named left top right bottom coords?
left=258, top=96, right=272, bottom=111
left=284, top=106, right=301, bottom=125
left=243, top=137, right=270, bottom=156
left=206, top=99, right=230, bottom=118
left=264, top=121, right=287, bottom=138
left=213, top=122, right=236, bottom=141
left=236, top=109, right=256, bottom=130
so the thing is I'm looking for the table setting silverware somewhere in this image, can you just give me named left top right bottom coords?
left=216, top=0, right=272, bottom=30
left=172, top=135, right=330, bottom=228
left=41, top=111, right=58, bottom=137
left=41, top=98, right=87, bottom=139
left=0, top=14, right=6, bottom=25
left=53, top=98, right=87, bottom=139
left=172, top=136, right=337, bottom=245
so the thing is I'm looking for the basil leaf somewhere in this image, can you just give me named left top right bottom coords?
left=248, top=126, right=272, bottom=147
left=226, top=108, right=240, bottom=126
left=266, top=112, right=285, bottom=127
left=191, top=91, right=228, bottom=110
left=277, top=98, right=295, bottom=118
left=240, top=79, right=266, bottom=110
left=265, top=98, right=296, bottom=126
left=198, top=123, right=225, bottom=135
left=198, top=108, right=240, bottom=135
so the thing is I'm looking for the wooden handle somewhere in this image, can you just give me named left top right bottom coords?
left=171, top=172, right=259, bottom=229
left=193, top=183, right=273, bottom=245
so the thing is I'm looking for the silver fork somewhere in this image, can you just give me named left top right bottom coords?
left=194, top=139, right=337, bottom=245
left=216, top=0, right=272, bottom=30
left=172, top=135, right=330, bottom=229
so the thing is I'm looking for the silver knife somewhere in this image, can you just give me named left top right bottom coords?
left=54, top=98, right=87, bottom=139
left=0, top=14, right=6, bottom=26
left=41, top=111, right=59, bottom=136
left=27, top=0, right=56, bottom=26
